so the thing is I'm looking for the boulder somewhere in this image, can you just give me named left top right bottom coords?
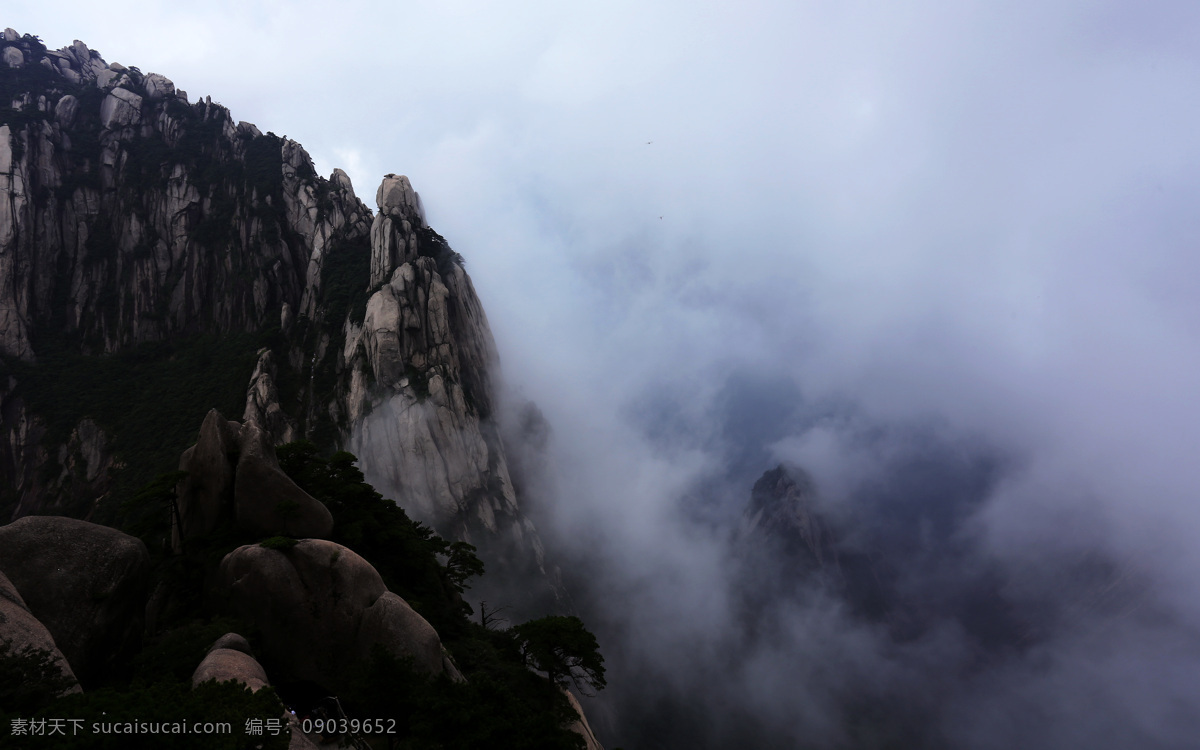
left=142, top=73, right=175, bottom=100
left=176, top=409, right=241, bottom=544
left=358, top=592, right=443, bottom=672
left=0, top=570, right=80, bottom=695
left=0, top=516, right=149, bottom=686
left=2, top=46, right=23, bottom=69
left=219, top=540, right=446, bottom=693
left=175, top=409, right=331, bottom=545
left=210, top=632, right=254, bottom=655
left=95, top=68, right=118, bottom=89
left=376, top=173, right=422, bottom=219
left=99, top=87, right=142, bottom=129
left=192, top=647, right=270, bottom=693
left=54, top=94, right=79, bottom=127
left=234, top=421, right=333, bottom=539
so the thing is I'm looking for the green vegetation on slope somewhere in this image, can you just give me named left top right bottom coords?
left=1, top=331, right=274, bottom=520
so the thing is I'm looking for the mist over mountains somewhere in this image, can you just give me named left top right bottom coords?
left=5, top=3, right=1200, bottom=748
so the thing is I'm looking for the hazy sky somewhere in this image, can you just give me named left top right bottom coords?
left=10, top=2, right=1200, bottom=746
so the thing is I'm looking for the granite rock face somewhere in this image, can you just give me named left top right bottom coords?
left=0, top=515, right=149, bottom=686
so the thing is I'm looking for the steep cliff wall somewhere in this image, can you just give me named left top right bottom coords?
left=0, top=30, right=549, bottom=587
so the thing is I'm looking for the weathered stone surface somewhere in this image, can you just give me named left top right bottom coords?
left=243, top=349, right=300, bottom=445
left=94, top=68, right=118, bottom=88
left=192, top=647, right=270, bottom=692
left=209, top=632, right=253, bottom=655
left=219, top=540, right=446, bottom=693
left=99, top=86, right=142, bottom=128
left=2, top=46, right=23, bottom=68
left=0, top=570, right=80, bottom=694
left=2, top=28, right=18, bottom=43
left=564, top=689, right=605, bottom=750
left=234, top=420, right=333, bottom=539
left=351, top=251, right=520, bottom=537
left=54, top=94, right=79, bottom=127
left=358, top=592, right=443, bottom=674
left=143, top=73, right=175, bottom=100
left=0, top=516, right=150, bottom=686
left=376, top=173, right=423, bottom=220
left=176, top=409, right=241, bottom=544
left=175, top=410, right=331, bottom=544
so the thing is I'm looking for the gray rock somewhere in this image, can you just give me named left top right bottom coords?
left=243, top=349, right=300, bottom=445
left=54, top=94, right=79, bottom=127
left=2, top=46, right=23, bottom=68
left=234, top=420, right=333, bottom=539
left=564, top=689, right=605, bottom=750
left=175, top=409, right=331, bottom=544
left=376, top=173, right=423, bottom=220
left=192, top=647, right=270, bottom=692
left=0, top=570, right=80, bottom=695
left=358, top=592, right=443, bottom=673
left=95, top=68, right=118, bottom=89
left=99, top=87, right=143, bottom=128
left=69, top=41, right=91, bottom=66
left=209, top=632, right=254, bottom=655
left=237, top=121, right=262, bottom=138
left=2, top=28, right=18, bottom=43
left=0, top=516, right=150, bottom=686
left=143, top=73, right=175, bottom=100
left=330, top=168, right=354, bottom=194
left=176, top=410, right=241, bottom=545
left=219, top=540, right=446, bottom=693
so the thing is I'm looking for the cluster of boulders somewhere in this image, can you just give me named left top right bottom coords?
left=174, top=409, right=334, bottom=545
left=0, top=413, right=457, bottom=733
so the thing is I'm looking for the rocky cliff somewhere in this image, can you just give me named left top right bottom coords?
left=0, top=413, right=595, bottom=749
left=0, top=29, right=549, bottom=590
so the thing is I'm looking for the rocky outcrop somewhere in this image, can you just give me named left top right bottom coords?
left=564, top=689, right=605, bottom=750
left=0, top=31, right=370, bottom=363
left=0, top=28, right=551, bottom=601
left=741, top=465, right=838, bottom=571
left=345, top=199, right=548, bottom=583
left=244, top=348, right=300, bottom=445
left=175, top=409, right=333, bottom=546
left=218, top=539, right=449, bottom=693
left=191, top=632, right=270, bottom=692
left=0, top=30, right=370, bottom=518
left=0, top=515, right=149, bottom=686
left=0, top=569, right=81, bottom=694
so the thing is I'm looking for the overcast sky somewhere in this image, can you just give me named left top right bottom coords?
left=11, top=2, right=1200, bottom=746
